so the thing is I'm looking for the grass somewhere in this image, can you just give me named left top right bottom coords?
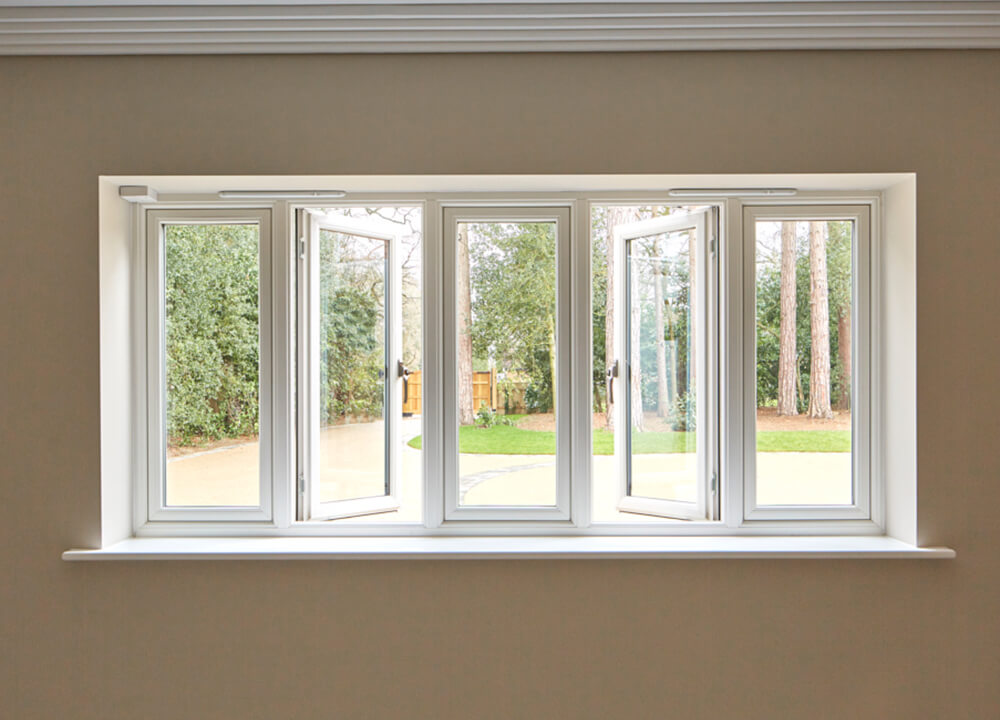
left=407, top=426, right=850, bottom=454
left=756, top=431, right=850, bottom=453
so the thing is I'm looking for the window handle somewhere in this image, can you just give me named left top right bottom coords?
left=607, top=360, right=619, bottom=405
left=398, top=360, right=411, bottom=403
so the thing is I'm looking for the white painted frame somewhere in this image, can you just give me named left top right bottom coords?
left=297, top=210, right=404, bottom=521
left=125, top=185, right=888, bottom=538
left=741, top=205, right=872, bottom=522
left=612, top=208, right=718, bottom=521
left=441, top=206, right=573, bottom=522
left=144, top=208, right=273, bottom=522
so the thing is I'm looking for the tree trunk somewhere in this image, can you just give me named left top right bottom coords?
left=457, top=224, right=475, bottom=425
left=629, top=234, right=645, bottom=432
left=778, top=221, right=798, bottom=416
left=653, top=237, right=669, bottom=417
left=808, top=222, right=834, bottom=419
left=604, top=207, right=622, bottom=432
left=836, top=308, right=851, bottom=410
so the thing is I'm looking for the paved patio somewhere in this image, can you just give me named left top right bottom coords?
left=166, top=418, right=852, bottom=519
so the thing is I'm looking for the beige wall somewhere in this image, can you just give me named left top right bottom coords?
left=1, top=51, right=997, bottom=719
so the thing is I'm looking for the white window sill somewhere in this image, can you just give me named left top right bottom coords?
left=63, top=536, right=955, bottom=561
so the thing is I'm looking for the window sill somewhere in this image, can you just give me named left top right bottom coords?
left=63, top=536, right=955, bottom=561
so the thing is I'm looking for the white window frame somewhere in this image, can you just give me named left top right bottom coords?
left=129, top=188, right=885, bottom=537
left=440, top=206, right=573, bottom=522
left=740, top=204, right=873, bottom=522
left=611, top=208, right=719, bottom=522
left=297, top=210, right=405, bottom=521
left=143, top=208, right=274, bottom=523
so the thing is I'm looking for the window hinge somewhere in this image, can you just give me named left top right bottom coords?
left=298, top=236, right=306, bottom=260
left=711, top=471, right=718, bottom=495
left=297, top=472, right=305, bottom=495
left=709, top=232, right=717, bottom=257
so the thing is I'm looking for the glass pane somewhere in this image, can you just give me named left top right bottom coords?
left=318, top=229, right=388, bottom=503
left=324, top=207, right=423, bottom=524
left=164, top=223, right=260, bottom=507
left=591, top=205, right=708, bottom=523
left=754, top=220, right=853, bottom=505
left=627, top=229, right=698, bottom=503
left=457, top=221, right=557, bottom=507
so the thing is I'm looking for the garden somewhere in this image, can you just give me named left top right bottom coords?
left=162, top=206, right=852, bottom=509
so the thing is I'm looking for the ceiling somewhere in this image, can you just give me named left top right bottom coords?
left=2, top=1, right=999, bottom=55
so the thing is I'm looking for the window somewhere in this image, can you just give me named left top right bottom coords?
left=144, top=209, right=272, bottom=522
left=443, top=207, right=571, bottom=521
left=131, top=185, right=882, bottom=536
left=298, top=210, right=409, bottom=521
left=608, top=207, right=717, bottom=522
left=744, top=206, right=870, bottom=521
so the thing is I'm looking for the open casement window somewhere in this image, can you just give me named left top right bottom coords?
left=441, top=207, right=572, bottom=522
left=611, top=208, right=718, bottom=521
left=298, top=210, right=404, bottom=521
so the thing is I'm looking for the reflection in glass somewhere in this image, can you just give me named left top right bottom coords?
left=626, top=229, right=698, bottom=503
left=318, top=229, right=388, bottom=504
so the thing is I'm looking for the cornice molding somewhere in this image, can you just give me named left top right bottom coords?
left=2, top=1, right=999, bottom=55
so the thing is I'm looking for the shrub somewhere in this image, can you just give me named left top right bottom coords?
left=475, top=402, right=514, bottom=428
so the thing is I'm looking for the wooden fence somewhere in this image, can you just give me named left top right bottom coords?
left=402, top=370, right=423, bottom=416
left=402, top=369, right=527, bottom=416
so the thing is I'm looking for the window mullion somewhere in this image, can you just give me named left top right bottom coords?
left=722, top=198, right=745, bottom=528
left=422, top=200, right=445, bottom=528
left=571, top=199, right=592, bottom=528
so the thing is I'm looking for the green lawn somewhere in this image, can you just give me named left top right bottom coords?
left=407, top=426, right=850, bottom=454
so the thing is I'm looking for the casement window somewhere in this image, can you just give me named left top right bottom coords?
left=297, top=210, right=407, bottom=521
left=144, top=209, right=273, bottom=522
left=131, top=186, right=882, bottom=536
left=742, top=206, right=871, bottom=522
left=610, top=207, right=718, bottom=522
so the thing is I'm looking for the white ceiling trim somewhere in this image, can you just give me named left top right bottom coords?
left=2, top=2, right=998, bottom=54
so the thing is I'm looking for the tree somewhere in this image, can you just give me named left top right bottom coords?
left=808, top=221, right=833, bottom=419
left=837, top=308, right=851, bottom=410
left=653, top=236, right=669, bottom=417
left=825, top=220, right=853, bottom=411
left=604, top=206, right=624, bottom=431
left=466, top=222, right=557, bottom=414
left=628, top=230, right=645, bottom=432
left=457, top=224, right=475, bottom=425
left=591, top=218, right=608, bottom=417
left=164, top=224, right=259, bottom=443
left=778, top=221, right=798, bottom=415
left=604, top=207, right=645, bottom=432
left=318, top=230, right=385, bottom=426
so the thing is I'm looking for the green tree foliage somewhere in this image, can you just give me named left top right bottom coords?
left=318, top=230, right=386, bottom=425
left=591, top=217, right=609, bottom=409
left=165, top=224, right=259, bottom=443
left=467, top=222, right=557, bottom=412
left=166, top=209, right=423, bottom=446
left=755, top=221, right=852, bottom=409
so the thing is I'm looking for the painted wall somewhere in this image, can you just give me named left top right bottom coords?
left=1, top=51, right=997, bottom=719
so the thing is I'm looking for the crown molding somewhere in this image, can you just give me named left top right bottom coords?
left=1, top=1, right=998, bottom=55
